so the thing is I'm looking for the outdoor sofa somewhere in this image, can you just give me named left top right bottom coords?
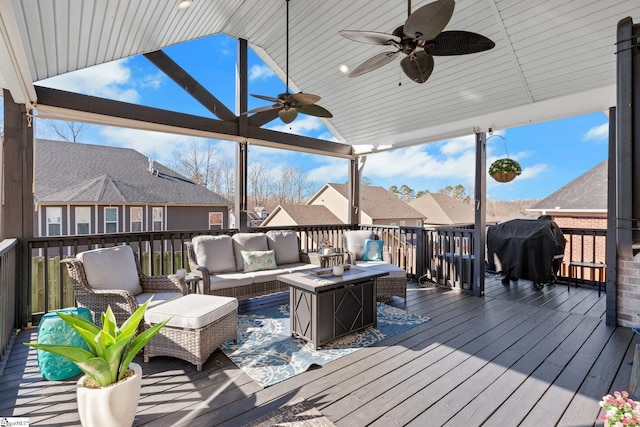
left=186, top=229, right=408, bottom=302
left=185, top=230, right=316, bottom=300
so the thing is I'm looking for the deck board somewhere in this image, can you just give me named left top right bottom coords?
left=1, top=276, right=633, bottom=426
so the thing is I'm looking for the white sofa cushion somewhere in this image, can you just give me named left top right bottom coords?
left=282, top=262, right=317, bottom=274
left=345, top=230, right=375, bottom=260
left=192, top=235, right=237, bottom=273
left=266, top=230, right=300, bottom=265
left=77, top=245, right=142, bottom=295
left=246, top=268, right=283, bottom=283
left=145, top=294, right=238, bottom=329
left=208, top=272, right=254, bottom=291
left=232, top=233, right=268, bottom=271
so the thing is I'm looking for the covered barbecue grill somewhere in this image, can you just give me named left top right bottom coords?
left=487, top=217, right=565, bottom=290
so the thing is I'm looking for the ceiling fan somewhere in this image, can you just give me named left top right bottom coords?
left=339, top=0, right=495, bottom=84
left=246, top=0, right=332, bottom=124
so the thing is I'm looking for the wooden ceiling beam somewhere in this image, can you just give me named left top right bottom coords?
left=143, top=50, right=237, bottom=123
left=34, top=86, right=353, bottom=158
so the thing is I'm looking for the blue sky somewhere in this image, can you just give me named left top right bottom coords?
left=31, top=34, right=609, bottom=201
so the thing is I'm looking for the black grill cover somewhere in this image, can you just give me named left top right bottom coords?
left=487, top=218, right=565, bottom=284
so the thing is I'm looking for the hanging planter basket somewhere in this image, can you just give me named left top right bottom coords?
left=489, top=158, right=522, bottom=183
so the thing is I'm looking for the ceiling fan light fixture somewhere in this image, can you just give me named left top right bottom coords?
left=338, top=0, right=494, bottom=84
left=339, top=64, right=350, bottom=74
left=178, top=0, right=192, bottom=9
left=245, top=0, right=332, bottom=124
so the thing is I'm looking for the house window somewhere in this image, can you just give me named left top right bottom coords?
left=46, top=207, right=62, bottom=236
left=416, top=220, right=422, bottom=227
left=76, top=207, right=91, bottom=235
left=131, top=207, right=143, bottom=232
left=105, top=207, right=118, bottom=233
left=152, top=207, right=163, bottom=231
left=209, top=212, right=223, bottom=230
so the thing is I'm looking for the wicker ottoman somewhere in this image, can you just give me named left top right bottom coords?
left=143, top=294, right=238, bottom=371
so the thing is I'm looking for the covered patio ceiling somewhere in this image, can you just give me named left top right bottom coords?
left=0, top=0, right=638, bottom=157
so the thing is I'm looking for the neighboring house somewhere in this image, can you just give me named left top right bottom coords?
left=409, top=192, right=499, bottom=226
left=304, top=183, right=424, bottom=226
left=248, top=207, right=269, bottom=227
left=527, top=160, right=607, bottom=229
left=527, top=160, right=607, bottom=266
left=35, top=139, right=230, bottom=237
left=260, top=205, right=342, bottom=227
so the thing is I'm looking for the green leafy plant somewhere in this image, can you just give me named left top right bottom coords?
left=488, top=158, right=522, bottom=176
left=25, top=299, right=169, bottom=387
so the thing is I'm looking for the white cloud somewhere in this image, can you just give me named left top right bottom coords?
left=318, top=131, right=338, bottom=142
left=306, top=158, right=348, bottom=183
left=249, top=64, right=276, bottom=81
left=37, top=59, right=140, bottom=103
left=267, top=115, right=324, bottom=135
left=98, top=127, right=197, bottom=165
left=583, top=123, right=608, bottom=142
left=518, top=163, right=547, bottom=180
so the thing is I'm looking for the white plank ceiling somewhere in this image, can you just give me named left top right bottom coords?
left=0, top=0, right=638, bottom=155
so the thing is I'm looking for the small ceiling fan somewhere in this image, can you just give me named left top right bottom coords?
left=246, top=0, right=332, bottom=124
left=339, top=0, right=495, bottom=84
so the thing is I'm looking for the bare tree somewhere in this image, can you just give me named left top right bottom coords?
left=43, top=119, right=85, bottom=142
left=209, top=157, right=235, bottom=202
left=173, top=140, right=217, bottom=186
left=248, top=163, right=275, bottom=207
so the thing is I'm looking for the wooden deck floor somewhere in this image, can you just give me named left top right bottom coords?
left=1, top=275, right=635, bottom=426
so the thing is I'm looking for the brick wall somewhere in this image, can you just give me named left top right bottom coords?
left=618, top=254, right=640, bottom=327
left=550, top=215, right=607, bottom=279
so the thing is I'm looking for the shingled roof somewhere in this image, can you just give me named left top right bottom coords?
left=529, top=160, right=607, bottom=213
left=35, top=139, right=229, bottom=205
left=409, top=193, right=479, bottom=225
left=261, top=205, right=341, bottom=226
left=323, top=183, right=424, bottom=220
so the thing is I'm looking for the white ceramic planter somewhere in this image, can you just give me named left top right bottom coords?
left=76, top=362, right=142, bottom=427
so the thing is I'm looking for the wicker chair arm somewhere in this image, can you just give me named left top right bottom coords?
left=299, top=252, right=311, bottom=264
left=141, top=275, right=188, bottom=294
left=346, top=250, right=357, bottom=265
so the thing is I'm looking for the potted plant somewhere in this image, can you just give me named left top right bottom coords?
left=488, top=158, right=522, bottom=183
left=25, top=299, right=169, bottom=427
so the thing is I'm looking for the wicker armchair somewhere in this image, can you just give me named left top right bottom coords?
left=343, top=230, right=407, bottom=302
left=62, top=245, right=187, bottom=327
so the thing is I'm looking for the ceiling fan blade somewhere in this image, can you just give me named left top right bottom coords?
left=244, top=105, right=280, bottom=115
left=339, top=30, right=401, bottom=46
left=350, top=51, right=400, bottom=77
left=289, top=92, right=321, bottom=106
left=404, top=0, right=455, bottom=41
left=427, top=30, right=495, bottom=56
left=298, top=104, right=333, bottom=118
left=279, top=108, right=298, bottom=124
left=400, top=51, right=434, bottom=83
left=251, top=93, right=283, bottom=104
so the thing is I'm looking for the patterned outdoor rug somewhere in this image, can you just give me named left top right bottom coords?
left=220, top=303, right=429, bottom=388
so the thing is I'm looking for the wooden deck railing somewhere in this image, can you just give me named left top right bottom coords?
left=19, top=224, right=607, bottom=327
left=0, top=239, right=17, bottom=361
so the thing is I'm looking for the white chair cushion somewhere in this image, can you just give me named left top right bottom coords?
left=356, top=261, right=406, bottom=278
left=77, top=245, right=142, bottom=295
left=345, top=230, right=375, bottom=260
left=145, top=294, right=238, bottom=329
left=192, top=235, right=237, bottom=273
left=135, top=292, right=183, bottom=308
left=266, top=230, right=300, bottom=265
left=281, top=263, right=317, bottom=273
left=232, top=233, right=268, bottom=271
